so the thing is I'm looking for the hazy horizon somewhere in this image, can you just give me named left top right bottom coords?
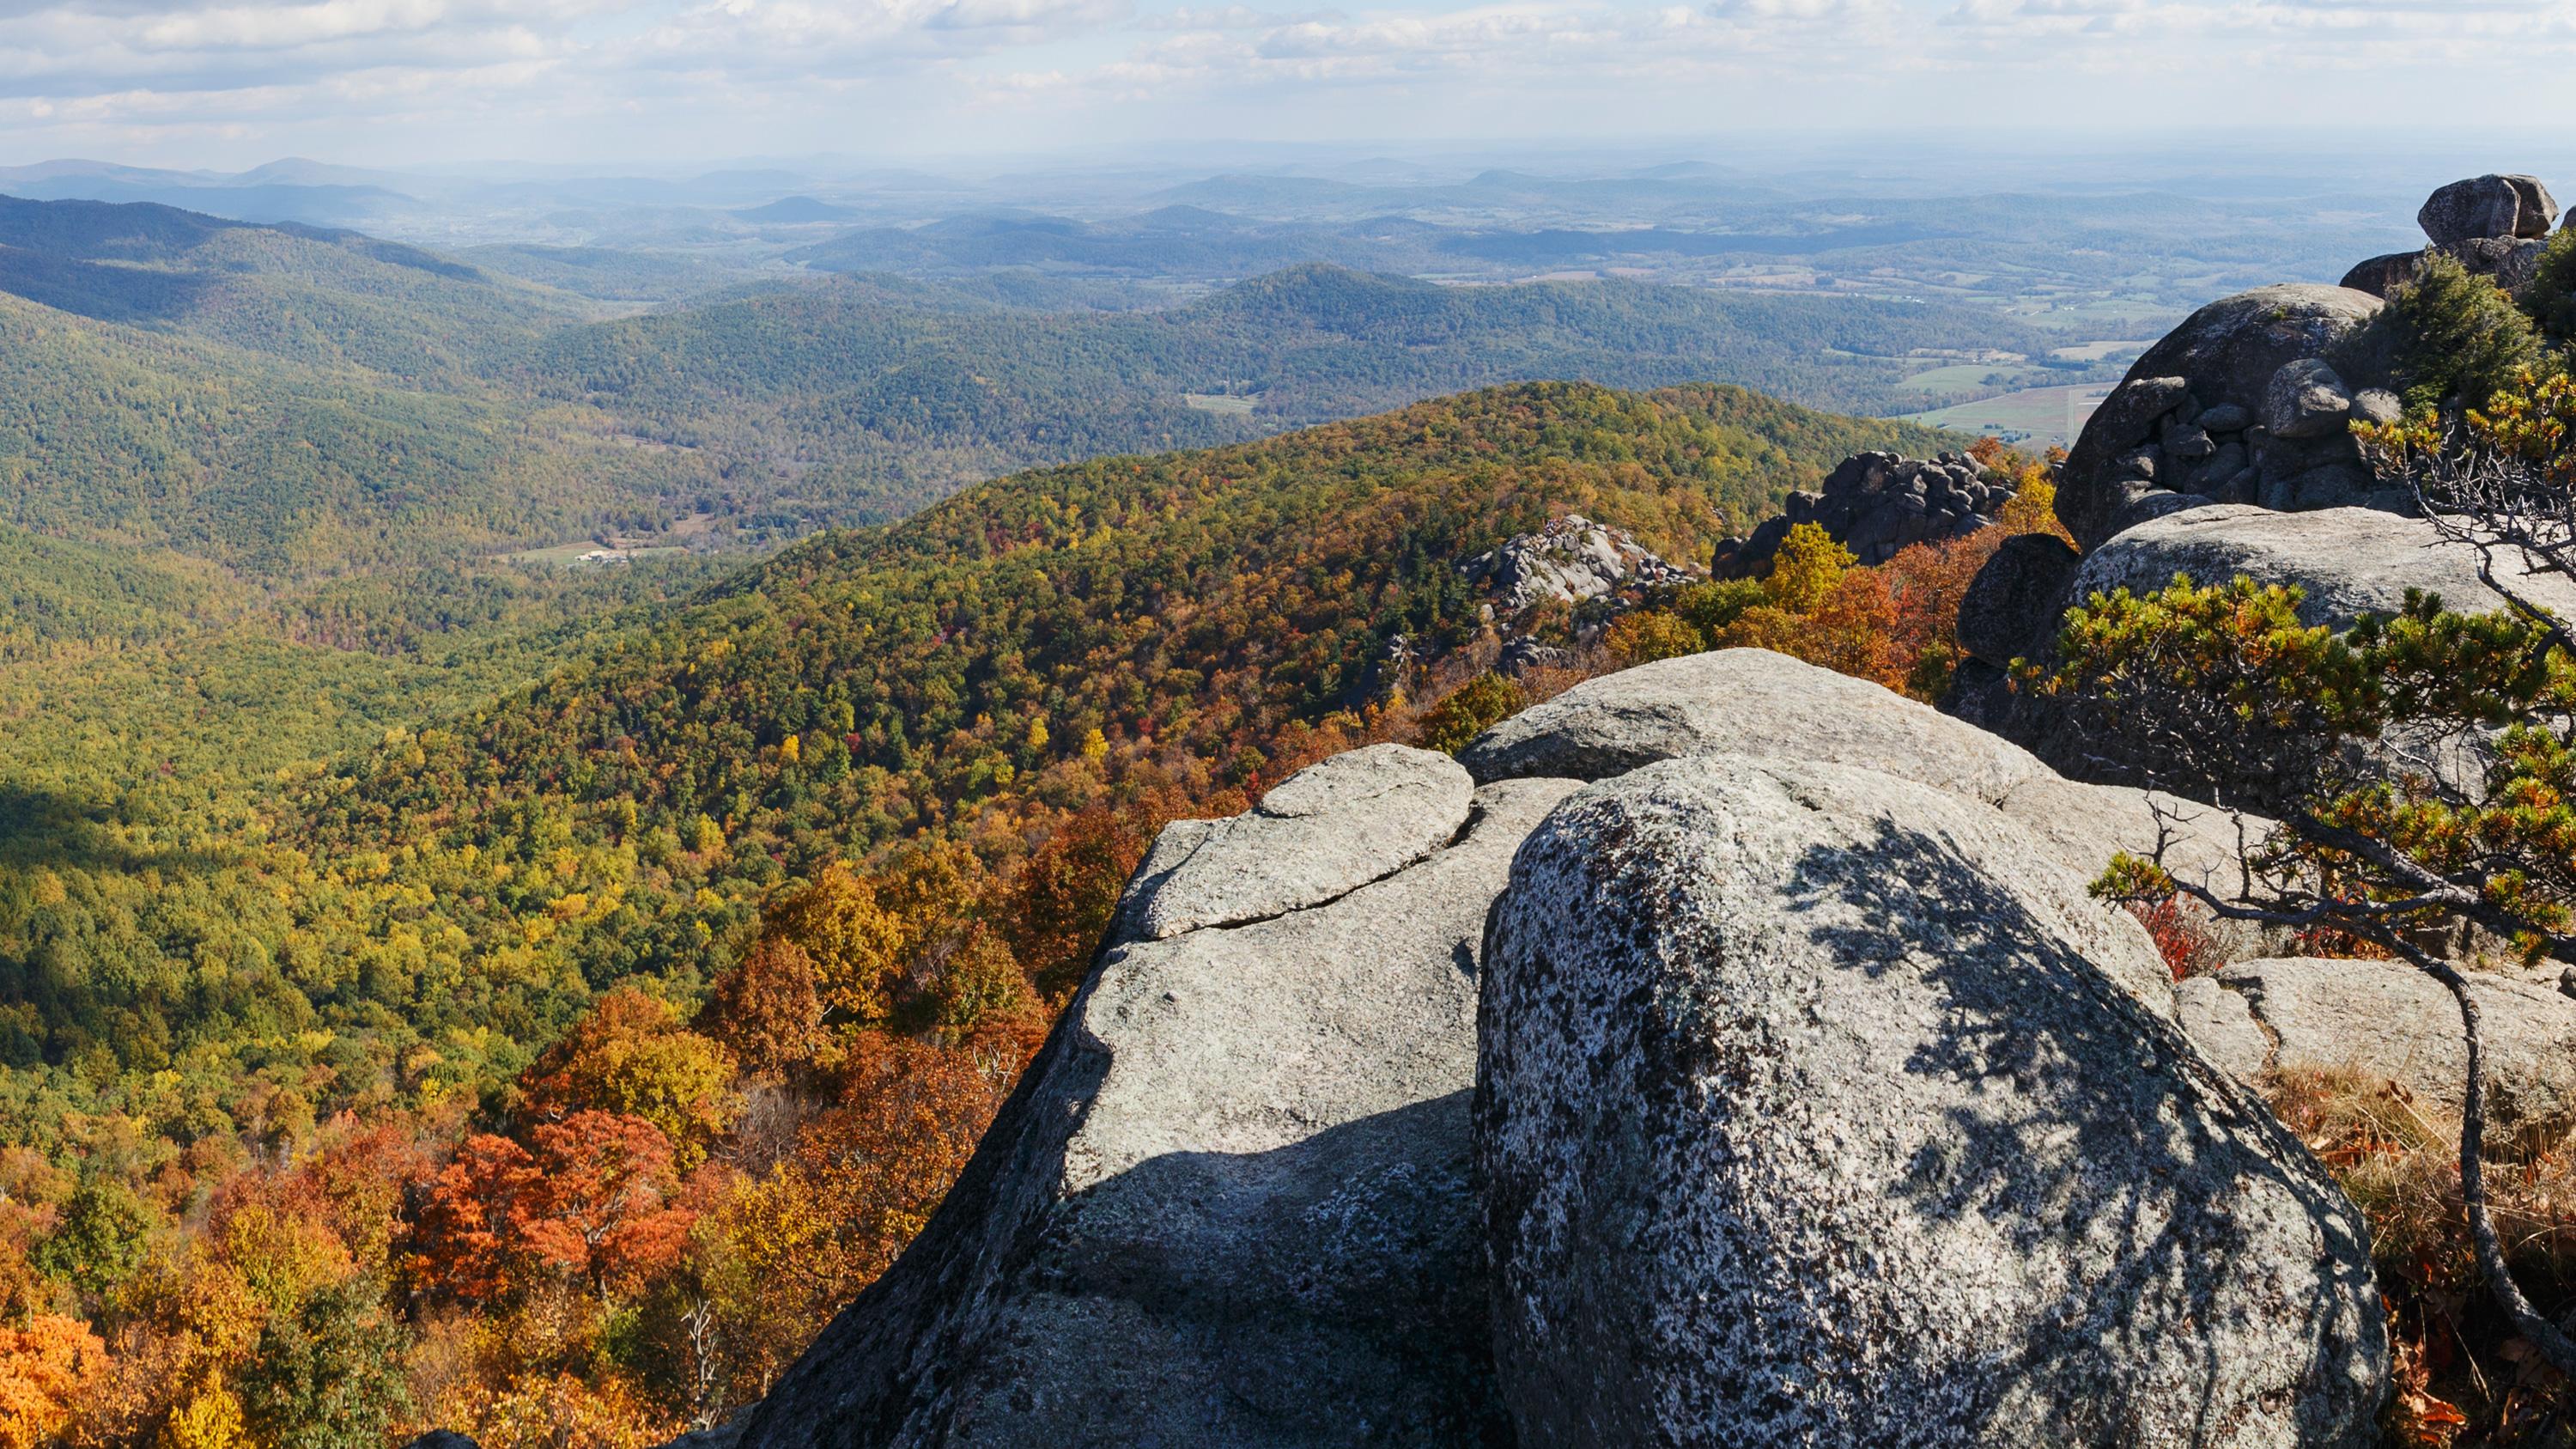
left=2, top=0, right=2572, bottom=172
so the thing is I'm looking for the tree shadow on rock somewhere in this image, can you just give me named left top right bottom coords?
left=1786, top=821, right=2383, bottom=1444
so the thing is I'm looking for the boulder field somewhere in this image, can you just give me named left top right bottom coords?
left=722, top=649, right=2397, bottom=1448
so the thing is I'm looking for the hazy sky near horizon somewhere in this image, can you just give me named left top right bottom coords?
left=0, top=0, right=2571, bottom=169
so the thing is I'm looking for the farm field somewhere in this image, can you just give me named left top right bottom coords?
left=1899, top=381, right=2114, bottom=447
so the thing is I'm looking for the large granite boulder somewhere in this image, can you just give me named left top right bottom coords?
left=2419, top=174, right=2558, bottom=246
left=733, top=772, right=1582, bottom=1448
left=2184, top=958, right=2576, bottom=1132
left=2064, top=504, right=2576, bottom=631
left=1116, top=744, right=1473, bottom=941
left=1477, top=757, right=2388, bottom=1447
left=1712, top=451, right=2014, bottom=577
left=2056, top=285, right=2385, bottom=551
left=1459, top=648, right=2048, bottom=805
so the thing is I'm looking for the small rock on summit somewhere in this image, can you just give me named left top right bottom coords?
left=2418, top=173, right=2559, bottom=245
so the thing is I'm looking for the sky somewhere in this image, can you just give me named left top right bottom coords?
left=0, top=0, right=2573, bottom=170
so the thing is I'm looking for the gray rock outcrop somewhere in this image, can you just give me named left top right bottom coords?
left=2419, top=174, right=2559, bottom=246
left=2186, top=958, right=2576, bottom=1132
left=1116, top=743, right=1474, bottom=941
left=1712, top=451, right=2014, bottom=578
left=2064, top=504, right=2576, bottom=632
left=1461, top=514, right=1697, bottom=615
left=1477, top=757, right=2388, bottom=1448
left=1459, top=647, right=2048, bottom=805
left=733, top=772, right=1583, bottom=1448
left=2055, top=285, right=2386, bottom=551
left=2342, top=237, right=2553, bottom=301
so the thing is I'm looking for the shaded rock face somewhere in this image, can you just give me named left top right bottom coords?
left=1956, top=532, right=2080, bottom=668
left=1476, top=758, right=2389, bottom=1448
left=733, top=773, right=1582, bottom=1449
left=2184, top=959, right=2576, bottom=1133
left=1459, top=514, right=1696, bottom=616
left=1712, top=451, right=2012, bottom=578
left=1459, top=647, right=2048, bottom=806
left=2055, top=284, right=2385, bottom=552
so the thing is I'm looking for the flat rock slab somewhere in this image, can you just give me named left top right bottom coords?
left=2069, top=503, right=2576, bottom=631
left=1458, top=648, right=2046, bottom=805
left=737, top=776, right=1581, bottom=1449
left=1477, top=756, right=2385, bottom=1448
left=1117, top=743, right=1474, bottom=942
left=2208, top=958, right=2576, bottom=1130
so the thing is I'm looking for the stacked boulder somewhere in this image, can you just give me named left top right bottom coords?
left=1713, top=450, right=2012, bottom=577
left=2342, top=173, right=2561, bottom=301
left=2050, top=284, right=2395, bottom=552
left=729, top=648, right=2391, bottom=1449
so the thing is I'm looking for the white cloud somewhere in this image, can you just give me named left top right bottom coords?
left=0, top=0, right=2567, bottom=164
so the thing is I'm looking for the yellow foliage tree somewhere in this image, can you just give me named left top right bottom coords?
left=156, top=1379, right=248, bottom=1449
left=1762, top=522, right=1857, bottom=613
left=762, top=867, right=911, bottom=1026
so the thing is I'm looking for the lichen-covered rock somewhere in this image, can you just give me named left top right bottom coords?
left=1115, top=743, right=1473, bottom=941
left=2201, top=958, right=2576, bottom=1130
left=1476, top=758, right=2387, bottom=1448
left=2057, top=285, right=2385, bottom=551
left=733, top=776, right=1583, bottom=1449
left=1458, top=648, right=2046, bottom=804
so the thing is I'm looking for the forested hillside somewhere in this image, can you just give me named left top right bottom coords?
left=522, top=264, right=2051, bottom=521
left=0, top=193, right=2050, bottom=578
left=0, top=381, right=1961, bottom=1445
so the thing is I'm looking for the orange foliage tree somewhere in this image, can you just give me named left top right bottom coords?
left=0, top=1314, right=103, bottom=1449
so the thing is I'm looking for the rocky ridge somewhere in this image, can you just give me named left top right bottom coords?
left=720, top=648, right=2387, bottom=1447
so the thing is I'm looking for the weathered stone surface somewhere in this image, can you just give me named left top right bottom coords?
left=2207, top=958, right=2576, bottom=1130
left=2066, top=504, right=2576, bottom=633
left=2351, top=387, right=2403, bottom=426
left=1956, top=531, right=2081, bottom=667
left=2266, top=357, right=2354, bottom=440
left=2178, top=976, right=2272, bottom=1081
left=2057, top=286, right=2385, bottom=551
left=1459, top=648, right=2046, bottom=804
left=1116, top=744, right=1473, bottom=942
left=2419, top=174, right=2558, bottom=245
left=735, top=776, right=1583, bottom=1449
left=1993, top=772, right=2268, bottom=896
left=1477, top=758, right=2386, bottom=1449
